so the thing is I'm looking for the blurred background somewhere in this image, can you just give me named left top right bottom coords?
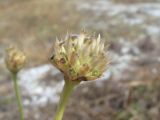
left=0, top=0, right=160, bottom=120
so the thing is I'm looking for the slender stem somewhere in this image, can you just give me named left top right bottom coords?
left=12, top=73, right=24, bottom=120
left=54, top=80, right=78, bottom=120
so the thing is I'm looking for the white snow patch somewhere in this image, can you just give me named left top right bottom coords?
left=19, top=64, right=63, bottom=106
left=123, top=17, right=144, bottom=25
left=142, top=6, right=160, bottom=17
left=120, top=39, right=141, bottom=55
left=109, top=49, right=138, bottom=81
left=145, top=25, right=160, bottom=35
left=77, top=1, right=160, bottom=18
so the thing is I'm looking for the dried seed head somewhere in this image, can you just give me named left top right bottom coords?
left=50, top=32, right=109, bottom=81
left=5, top=46, right=26, bottom=74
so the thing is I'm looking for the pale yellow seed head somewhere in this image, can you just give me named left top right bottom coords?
left=50, top=32, right=109, bottom=81
left=5, top=46, right=26, bottom=74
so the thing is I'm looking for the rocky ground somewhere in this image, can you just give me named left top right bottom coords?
left=0, top=0, right=160, bottom=120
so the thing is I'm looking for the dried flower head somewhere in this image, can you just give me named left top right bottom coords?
left=50, top=32, right=109, bottom=81
left=5, top=46, right=26, bottom=73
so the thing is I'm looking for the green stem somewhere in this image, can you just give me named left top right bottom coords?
left=12, top=73, right=24, bottom=120
left=54, top=80, right=79, bottom=120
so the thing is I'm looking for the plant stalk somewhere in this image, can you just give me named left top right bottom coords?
left=12, top=73, right=24, bottom=120
left=54, top=80, right=78, bottom=120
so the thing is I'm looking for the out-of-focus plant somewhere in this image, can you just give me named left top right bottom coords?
left=50, top=32, right=109, bottom=120
left=5, top=46, right=26, bottom=120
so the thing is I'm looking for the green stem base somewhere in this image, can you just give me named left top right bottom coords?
left=54, top=80, right=79, bottom=120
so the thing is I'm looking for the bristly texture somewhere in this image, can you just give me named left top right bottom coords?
left=5, top=46, right=26, bottom=74
left=50, top=32, right=109, bottom=81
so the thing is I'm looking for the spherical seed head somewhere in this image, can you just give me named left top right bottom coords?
left=50, top=32, right=109, bottom=81
left=5, top=46, right=26, bottom=74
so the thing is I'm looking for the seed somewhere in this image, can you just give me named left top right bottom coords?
left=60, top=58, right=66, bottom=64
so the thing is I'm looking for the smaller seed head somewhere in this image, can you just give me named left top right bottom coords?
left=5, top=46, right=26, bottom=74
